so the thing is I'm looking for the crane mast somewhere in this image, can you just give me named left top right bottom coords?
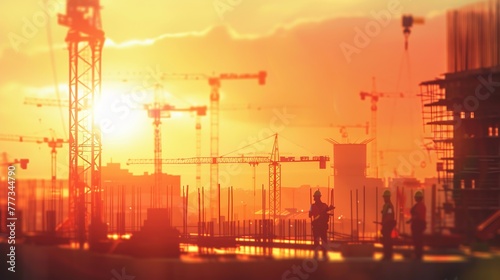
left=58, top=0, right=106, bottom=247
left=360, top=78, right=404, bottom=178
left=209, top=77, right=220, bottom=220
left=269, top=134, right=281, bottom=221
left=144, top=100, right=207, bottom=212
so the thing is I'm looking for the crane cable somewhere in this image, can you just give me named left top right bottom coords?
left=219, top=131, right=318, bottom=159
left=219, top=134, right=275, bottom=158
left=387, top=47, right=414, bottom=150
left=45, top=0, right=67, bottom=140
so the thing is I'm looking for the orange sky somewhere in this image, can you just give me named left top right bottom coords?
left=0, top=0, right=483, bottom=189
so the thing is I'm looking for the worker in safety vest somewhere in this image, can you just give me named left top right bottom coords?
left=309, top=190, right=334, bottom=260
left=407, top=190, right=426, bottom=260
left=381, top=189, right=396, bottom=260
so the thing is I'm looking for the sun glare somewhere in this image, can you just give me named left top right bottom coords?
left=94, top=89, right=150, bottom=140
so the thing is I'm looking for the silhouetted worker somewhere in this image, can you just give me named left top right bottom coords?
left=381, top=189, right=396, bottom=260
left=407, top=190, right=426, bottom=260
left=309, top=190, right=334, bottom=260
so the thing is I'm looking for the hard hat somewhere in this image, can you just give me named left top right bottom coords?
left=414, top=190, right=423, bottom=198
left=382, top=189, right=391, bottom=197
left=313, top=190, right=321, bottom=197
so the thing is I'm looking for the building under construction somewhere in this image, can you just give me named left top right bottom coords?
left=420, top=0, right=500, bottom=240
left=2, top=1, right=500, bottom=280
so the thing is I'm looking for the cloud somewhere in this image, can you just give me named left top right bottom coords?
left=104, top=15, right=354, bottom=50
left=105, top=27, right=215, bottom=49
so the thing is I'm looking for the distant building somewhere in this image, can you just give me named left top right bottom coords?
left=331, top=143, right=384, bottom=236
left=101, top=162, right=181, bottom=232
left=1, top=163, right=182, bottom=234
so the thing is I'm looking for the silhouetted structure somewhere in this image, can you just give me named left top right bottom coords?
left=331, top=143, right=383, bottom=236
left=420, top=0, right=500, bottom=239
left=58, top=0, right=106, bottom=248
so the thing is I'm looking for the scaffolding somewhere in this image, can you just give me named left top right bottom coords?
left=420, top=67, right=500, bottom=236
left=420, top=80, right=455, bottom=231
left=420, top=0, right=500, bottom=238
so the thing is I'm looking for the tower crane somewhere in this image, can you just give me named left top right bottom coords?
left=127, top=134, right=329, bottom=221
left=359, top=15, right=424, bottom=178
left=0, top=153, right=29, bottom=169
left=144, top=91, right=207, bottom=209
left=193, top=108, right=206, bottom=190
left=359, top=78, right=409, bottom=178
left=120, top=70, right=267, bottom=219
left=58, top=0, right=106, bottom=247
left=0, top=133, right=67, bottom=231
